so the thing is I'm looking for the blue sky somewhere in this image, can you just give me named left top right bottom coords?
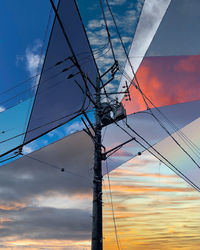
left=0, top=1, right=53, bottom=90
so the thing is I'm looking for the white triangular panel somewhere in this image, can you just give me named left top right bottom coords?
left=118, top=0, right=171, bottom=101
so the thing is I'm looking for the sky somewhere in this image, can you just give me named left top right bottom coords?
left=1, top=0, right=200, bottom=249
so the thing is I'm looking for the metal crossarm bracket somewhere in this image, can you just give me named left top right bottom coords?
left=101, top=137, right=135, bottom=160
left=123, top=80, right=131, bottom=101
left=82, top=111, right=95, bottom=133
left=100, top=61, right=119, bottom=89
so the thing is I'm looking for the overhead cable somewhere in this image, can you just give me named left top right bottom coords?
left=119, top=67, right=200, bottom=168
left=111, top=119, right=200, bottom=192
left=21, top=154, right=91, bottom=182
left=99, top=0, right=116, bottom=62
left=105, top=159, right=121, bottom=250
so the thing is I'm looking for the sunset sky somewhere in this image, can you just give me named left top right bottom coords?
left=1, top=0, right=200, bottom=249
left=103, top=152, right=200, bottom=250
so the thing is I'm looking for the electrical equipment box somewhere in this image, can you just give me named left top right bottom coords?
left=113, top=103, right=126, bottom=121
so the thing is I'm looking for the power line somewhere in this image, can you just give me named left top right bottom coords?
left=93, top=8, right=199, bottom=189
left=106, top=115, right=200, bottom=191
left=0, top=45, right=111, bottom=112
left=0, top=103, right=93, bottom=145
left=0, top=42, right=109, bottom=101
left=119, top=67, right=200, bottom=168
left=105, top=0, right=149, bottom=109
left=0, top=50, right=108, bottom=107
left=135, top=108, right=200, bottom=160
left=22, top=153, right=91, bottom=181
left=120, top=66, right=200, bottom=158
left=120, top=120, right=200, bottom=192
left=103, top=3, right=200, bottom=165
left=34, top=5, right=54, bottom=87
left=99, top=0, right=116, bottom=63
left=0, top=153, right=20, bottom=164
left=105, top=159, right=121, bottom=250
left=149, top=111, right=200, bottom=169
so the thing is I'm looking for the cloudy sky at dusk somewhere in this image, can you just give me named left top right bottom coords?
left=1, top=0, right=200, bottom=249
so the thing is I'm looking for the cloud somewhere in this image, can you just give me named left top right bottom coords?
left=109, top=0, right=127, bottom=6
left=0, top=207, right=91, bottom=241
left=22, top=145, right=34, bottom=154
left=16, top=40, right=44, bottom=86
left=0, top=131, right=93, bottom=245
left=65, top=121, right=84, bottom=134
left=0, top=131, right=93, bottom=201
left=123, top=55, right=200, bottom=114
left=0, top=106, right=5, bottom=113
left=85, top=0, right=146, bottom=92
left=118, top=0, right=171, bottom=101
left=175, top=55, right=200, bottom=73
left=25, top=40, right=44, bottom=78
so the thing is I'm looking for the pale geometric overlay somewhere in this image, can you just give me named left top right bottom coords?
left=120, top=0, right=200, bottom=112
left=116, top=0, right=200, bottom=189
left=118, top=0, right=172, bottom=99
left=5, top=130, right=94, bottom=189
left=0, top=131, right=93, bottom=248
left=146, top=0, right=200, bottom=56
left=122, top=54, right=200, bottom=114
left=24, top=0, right=98, bottom=144
left=147, top=117, right=200, bottom=191
left=6, top=100, right=200, bottom=178
left=102, top=100, right=200, bottom=174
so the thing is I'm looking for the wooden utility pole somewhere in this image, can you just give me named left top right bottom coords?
left=91, top=77, right=103, bottom=250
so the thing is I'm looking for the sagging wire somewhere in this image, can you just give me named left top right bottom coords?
left=99, top=0, right=116, bottom=63
left=117, top=119, right=200, bottom=191
left=20, top=153, right=91, bottom=182
left=119, top=67, right=200, bottom=160
left=0, top=39, right=110, bottom=101
left=104, top=1, right=200, bottom=163
left=0, top=81, right=95, bottom=161
left=34, top=5, right=54, bottom=87
left=97, top=1, right=200, bottom=190
left=106, top=114, right=200, bottom=191
left=0, top=105, right=93, bottom=145
left=105, top=159, right=121, bottom=250
left=119, top=67, right=200, bottom=168
left=0, top=153, right=20, bottom=164
left=0, top=46, right=110, bottom=109
left=105, top=0, right=149, bottom=109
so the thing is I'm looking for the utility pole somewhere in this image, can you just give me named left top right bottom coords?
left=92, top=77, right=103, bottom=250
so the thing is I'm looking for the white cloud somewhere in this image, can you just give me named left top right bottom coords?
left=25, top=40, right=44, bottom=79
left=65, top=121, right=84, bottom=135
left=22, top=145, right=34, bottom=154
left=25, top=49, right=41, bottom=76
left=16, top=40, right=44, bottom=86
left=0, top=106, right=5, bottom=113
left=85, top=0, right=146, bottom=93
left=109, top=0, right=127, bottom=6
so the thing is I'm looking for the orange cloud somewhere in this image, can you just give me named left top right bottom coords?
left=111, top=168, right=177, bottom=179
left=6, top=239, right=90, bottom=249
left=105, top=184, right=193, bottom=193
left=123, top=55, right=200, bottom=115
left=0, top=202, right=26, bottom=211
